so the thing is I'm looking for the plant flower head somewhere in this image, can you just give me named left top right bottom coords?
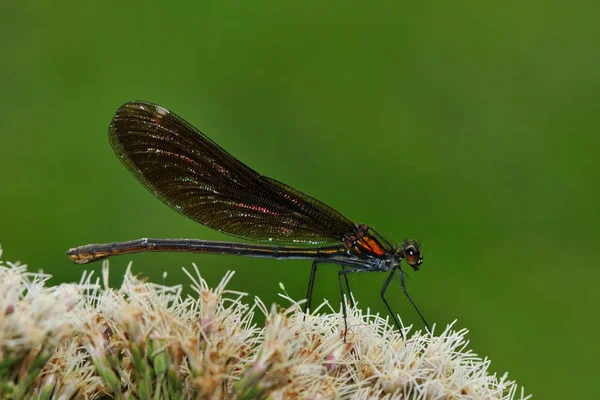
left=0, top=246, right=530, bottom=399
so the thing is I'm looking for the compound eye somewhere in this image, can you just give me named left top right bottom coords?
left=404, top=245, right=421, bottom=266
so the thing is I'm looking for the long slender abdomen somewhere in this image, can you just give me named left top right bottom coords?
left=67, top=238, right=348, bottom=265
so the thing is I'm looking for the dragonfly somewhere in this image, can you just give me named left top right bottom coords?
left=67, top=101, right=430, bottom=338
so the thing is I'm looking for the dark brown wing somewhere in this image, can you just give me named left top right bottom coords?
left=108, top=101, right=357, bottom=245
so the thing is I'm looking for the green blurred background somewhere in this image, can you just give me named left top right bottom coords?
left=1, top=1, right=598, bottom=398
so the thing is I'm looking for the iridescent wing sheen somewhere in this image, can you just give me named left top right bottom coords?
left=108, top=101, right=357, bottom=245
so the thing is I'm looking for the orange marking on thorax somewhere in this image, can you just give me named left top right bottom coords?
left=357, top=236, right=386, bottom=257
